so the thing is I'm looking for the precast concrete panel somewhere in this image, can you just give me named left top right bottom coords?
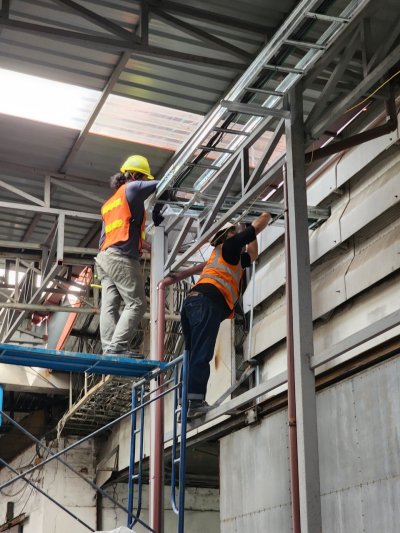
left=220, top=408, right=291, bottom=532
left=345, top=218, right=400, bottom=299
left=220, top=356, right=400, bottom=532
left=336, top=130, right=398, bottom=188
left=340, top=150, right=400, bottom=242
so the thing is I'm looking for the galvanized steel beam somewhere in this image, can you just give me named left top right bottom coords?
left=58, top=51, right=133, bottom=173
left=164, top=217, right=194, bottom=270
left=151, top=7, right=253, bottom=61
left=309, top=42, right=400, bottom=139
left=148, top=0, right=270, bottom=35
left=285, top=83, right=321, bottom=533
left=200, top=156, right=242, bottom=236
left=168, top=156, right=284, bottom=272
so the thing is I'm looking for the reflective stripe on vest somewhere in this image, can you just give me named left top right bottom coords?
left=194, top=246, right=242, bottom=318
left=100, top=184, right=145, bottom=253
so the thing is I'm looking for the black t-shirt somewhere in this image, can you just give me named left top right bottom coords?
left=193, top=226, right=256, bottom=318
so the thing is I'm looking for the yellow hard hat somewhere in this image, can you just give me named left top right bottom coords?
left=120, top=155, right=154, bottom=179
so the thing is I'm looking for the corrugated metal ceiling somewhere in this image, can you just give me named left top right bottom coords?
left=0, top=0, right=398, bottom=250
left=0, top=0, right=298, bottom=248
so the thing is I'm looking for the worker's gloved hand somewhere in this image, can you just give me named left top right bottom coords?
left=152, top=204, right=164, bottom=226
left=159, top=189, right=174, bottom=202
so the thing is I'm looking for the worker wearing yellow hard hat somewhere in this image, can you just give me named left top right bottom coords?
left=95, top=154, right=167, bottom=357
left=120, top=154, right=154, bottom=179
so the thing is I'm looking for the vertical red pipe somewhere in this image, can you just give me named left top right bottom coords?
left=283, top=165, right=301, bottom=533
left=151, top=262, right=205, bottom=532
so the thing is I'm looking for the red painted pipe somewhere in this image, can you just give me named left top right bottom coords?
left=283, top=166, right=301, bottom=533
left=150, top=262, right=205, bottom=532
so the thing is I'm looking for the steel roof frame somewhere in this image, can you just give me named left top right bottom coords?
left=159, top=2, right=399, bottom=274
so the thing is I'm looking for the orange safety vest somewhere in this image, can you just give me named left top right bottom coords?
left=100, top=183, right=146, bottom=254
left=194, top=246, right=243, bottom=318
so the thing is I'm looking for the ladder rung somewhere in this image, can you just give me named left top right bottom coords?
left=263, top=64, right=304, bottom=74
left=185, top=162, right=220, bottom=170
left=245, top=86, right=284, bottom=97
left=212, top=127, right=251, bottom=136
left=174, top=458, right=181, bottom=464
left=305, top=12, right=350, bottom=23
left=198, top=145, right=235, bottom=154
left=134, top=428, right=140, bottom=435
left=221, top=100, right=289, bottom=119
left=284, top=38, right=326, bottom=50
left=132, top=474, right=139, bottom=480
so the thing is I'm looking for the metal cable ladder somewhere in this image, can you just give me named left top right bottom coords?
left=156, top=0, right=370, bottom=264
left=158, top=0, right=370, bottom=195
left=57, top=375, right=133, bottom=437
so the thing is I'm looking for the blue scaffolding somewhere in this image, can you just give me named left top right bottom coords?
left=0, top=343, right=189, bottom=533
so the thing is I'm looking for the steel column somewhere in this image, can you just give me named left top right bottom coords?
left=283, top=165, right=301, bottom=533
left=285, top=83, right=321, bottom=532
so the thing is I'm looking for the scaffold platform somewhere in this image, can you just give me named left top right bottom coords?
left=0, top=343, right=167, bottom=377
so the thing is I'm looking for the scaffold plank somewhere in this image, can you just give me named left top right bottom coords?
left=0, top=343, right=167, bottom=377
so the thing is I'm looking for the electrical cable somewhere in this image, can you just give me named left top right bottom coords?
left=345, top=68, right=400, bottom=114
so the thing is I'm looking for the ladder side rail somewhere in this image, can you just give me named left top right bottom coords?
left=127, top=384, right=139, bottom=528
left=170, top=363, right=180, bottom=513
left=134, top=382, right=146, bottom=526
left=177, top=350, right=189, bottom=533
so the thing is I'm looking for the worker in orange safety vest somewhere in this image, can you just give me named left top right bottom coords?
left=95, top=155, right=165, bottom=357
left=180, top=212, right=271, bottom=419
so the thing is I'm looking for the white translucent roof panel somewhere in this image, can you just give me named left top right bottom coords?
left=90, top=93, right=203, bottom=151
left=0, top=68, right=98, bottom=129
left=0, top=68, right=203, bottom=152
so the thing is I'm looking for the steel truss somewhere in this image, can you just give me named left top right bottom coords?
left=0, top=184, right=98, bottom=342
left=153, top=0, right=399, bottom=275
left=0, top=347, right=190, bottom=533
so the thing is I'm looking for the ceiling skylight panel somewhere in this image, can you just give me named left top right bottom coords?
left=0, top=68, right=97, bottom=129
left=91, top=94, right=203, bottom=151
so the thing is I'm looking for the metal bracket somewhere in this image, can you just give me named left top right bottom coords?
left=244, top=405, right=259, bottom=425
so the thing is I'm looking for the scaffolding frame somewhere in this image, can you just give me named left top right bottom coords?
left=0, top=347, right=190, bottom=533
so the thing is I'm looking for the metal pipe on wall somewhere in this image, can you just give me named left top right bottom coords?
left=283, top=164, right=301, bottom=533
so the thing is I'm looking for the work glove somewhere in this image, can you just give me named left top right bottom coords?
left=152, top=204, right=164, bottom=226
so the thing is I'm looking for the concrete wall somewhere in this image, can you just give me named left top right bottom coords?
left=100, top=484, right=219, bottom=533
left=0, top=438, right=97, bottom=533
left=243, top=114, right=400, bottom=364
left=220, top=355, right=400, bottom=532
left=0, top=436, right=219, bottom=533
